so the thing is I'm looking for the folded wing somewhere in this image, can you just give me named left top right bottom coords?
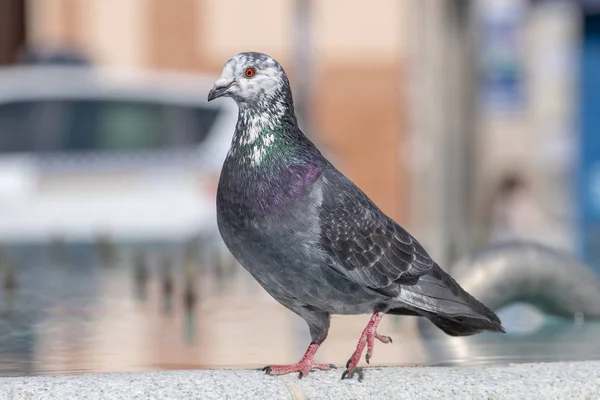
left=319, top=166, right=434, bottom=293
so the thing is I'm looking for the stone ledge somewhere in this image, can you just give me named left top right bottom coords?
left=1, top=361, right=598, bottom=400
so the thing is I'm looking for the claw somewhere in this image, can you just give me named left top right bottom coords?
left=365, top=353, right=370, bottom=364
left=328, top=363, right=337, bottom=369
left=346, top=358, right=352, bottom=369
left=341, top=368, right=364, bottom=381
left=298, top=371, right=304, bottom=379
left=357, top=369, right=365, bottom=382
left=375, top=334, right=392, bottom=344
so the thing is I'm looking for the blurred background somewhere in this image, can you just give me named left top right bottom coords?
left=1, top=0, right=600, bottom=377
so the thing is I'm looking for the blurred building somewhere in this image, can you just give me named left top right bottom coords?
left=472, top=0, right=580, bottom=254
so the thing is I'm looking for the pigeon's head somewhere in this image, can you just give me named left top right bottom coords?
left=207, top=52, right=291, bottom=106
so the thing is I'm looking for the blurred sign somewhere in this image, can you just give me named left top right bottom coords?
left=578, top=13, right=600, bottom=273
left=476, top=0, right=526, bottom=114
left=589, top=164, right=600, bottom=217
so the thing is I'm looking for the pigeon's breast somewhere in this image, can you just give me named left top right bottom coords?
left=216, top=164, right=323, bottom=247
left=216, top=163, right=325, bottom=283
left=217, top=158, right=324, bottom=218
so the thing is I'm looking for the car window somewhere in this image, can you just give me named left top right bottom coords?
left=0, top=99, right=220, bottom=153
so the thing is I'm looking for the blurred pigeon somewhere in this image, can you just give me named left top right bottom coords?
left=208, top=52, right=504, bottom=380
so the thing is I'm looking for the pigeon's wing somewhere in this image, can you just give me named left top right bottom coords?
left=318, top=166, right=435, bottom=291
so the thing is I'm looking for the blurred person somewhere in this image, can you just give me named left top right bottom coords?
left=482, top=172, right=551, bottom=332
left=485, top=172, right=549, bottom=244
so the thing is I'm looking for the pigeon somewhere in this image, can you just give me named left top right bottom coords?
left=208, top=52, right=504, bottom=380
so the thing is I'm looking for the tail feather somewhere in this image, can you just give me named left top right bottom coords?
left=393, top=264, right=505, bottom=336
left=426, top=314, right=505, bottom=336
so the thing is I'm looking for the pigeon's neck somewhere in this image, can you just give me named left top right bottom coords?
left=220, top=97, right=325, bottom=214
left=228, top=97, right=299, bottom=167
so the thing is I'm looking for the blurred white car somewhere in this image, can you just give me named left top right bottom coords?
left=0, top=66, right=237, bottom=243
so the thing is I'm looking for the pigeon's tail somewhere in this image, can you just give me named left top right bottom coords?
left=392, top=264, right=505, bottom=336
left=424, top=313, right=504, bottom=336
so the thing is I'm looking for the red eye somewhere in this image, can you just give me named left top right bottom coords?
left=244, top=67, right=256, bottom=78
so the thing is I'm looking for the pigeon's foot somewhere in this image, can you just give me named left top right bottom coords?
left=366, top=331, right=392, bottom=364
left=262, top=362, right=335, bottom=378
left=342, top=312, right=390, bottom=381
left=262, top=338, right=334, bottom=378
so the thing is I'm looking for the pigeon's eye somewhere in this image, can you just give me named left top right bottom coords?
left=244, top=67, right=256, bottom=78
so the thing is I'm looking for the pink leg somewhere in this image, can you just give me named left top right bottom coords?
left=342, top=312, right=392, bottom=380
left=263, top=335, right=334, bottom=378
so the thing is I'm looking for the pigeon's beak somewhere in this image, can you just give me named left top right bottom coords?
left=208, top=78, right=235, bottom=102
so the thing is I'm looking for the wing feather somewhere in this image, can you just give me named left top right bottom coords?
left=319, top=166, right=434, bottom=292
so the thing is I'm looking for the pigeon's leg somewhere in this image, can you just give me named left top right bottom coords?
left=342, top=312, right=391, bottom=380
left=263, top=310, right=334, bottom=378
left=262, top=334, right=334, bottom=378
